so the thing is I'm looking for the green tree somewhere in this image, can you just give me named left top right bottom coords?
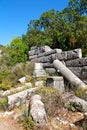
left=7, top=37, right=28, bottom=66
left=22, top=0, right=87, bottom=55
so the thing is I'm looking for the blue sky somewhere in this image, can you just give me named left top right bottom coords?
left=0, top=0, right=69, bottom=45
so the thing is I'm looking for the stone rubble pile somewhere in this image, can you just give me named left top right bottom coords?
left=29, top=45, right=87, bottom=83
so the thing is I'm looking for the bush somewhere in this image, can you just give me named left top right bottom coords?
left=35, top=87, right=64, bottom=116
left=18, top=114, right=35, bottom=130
left=0, top=98, right=8, bottom=111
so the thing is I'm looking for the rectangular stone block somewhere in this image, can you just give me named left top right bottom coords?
left=38, top=55, right=52, bottom=63
left=66, top=58, right=87, bottom=67
left=67, top=49, right=82, bottom=60
left=46, top=76, right=65, bottom=93
left=45, top=68, right=56, bottom=74
left=29, top=55, right=37, bottom=60
left=42, top=63, right=54, bottom=68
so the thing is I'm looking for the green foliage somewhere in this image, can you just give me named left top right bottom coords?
left=68, top=101, right=84, bottom=112
left=7, top=37, right=28, bottom=66
left=0, top=80, right=11, bottom=90
left=75, top=88, right=87, bottom=98
left=22, top=0, right=87, bottom=56
left=18, top=115, right=35, bottom=130
left=0, top=98, right=7, bottom=111
left=35, top=87, right=64, bottom=116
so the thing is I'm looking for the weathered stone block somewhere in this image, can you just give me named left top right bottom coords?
left=67, top=49, right=82, bottom=60
left=81, top=66, right=87, bottom=79
left=38, top=55, right=52, bottom=63
left=45, top=68, right=56, bottom=74
left=8, top=88, right=37, bottom=110
left=66, top=58, right=87, bottom=67
left=42, top=63, right=53, bottom=68
left=33, top=63, right=46, bottom=78
left=68, top=67, right=82, bottom=78
left=29, top=55, right=37, bottom=60
left=46, top=76, right=65, bottom=93
left=30, top=46, right=38, bottom=50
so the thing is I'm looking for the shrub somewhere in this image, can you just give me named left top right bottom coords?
left=0, top=98, right=8, bottom=111
left=75, top=88, right=87, bottom=98
left=18, top=114, right=35, bottom=130
left=35, top=87, right=64, bottom=116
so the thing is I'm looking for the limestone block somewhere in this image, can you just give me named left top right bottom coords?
left=52, top=53, right=63, bottom=61
left=81, top=66, right=87, bottom=79
left=29, top=50, right=36, bottom=56
left=30, top=46, right=38, bottom=50
left=37, top=49, right=62, bottom=58
left=18, top=77, right=26, bottom=83
left=42, top=63, right=53, bottom=68
left=54, top=48, right=62, bottom=53
left=29, top=94, right=47, bottom=126
left=43, top=45, right=52, bottom=52
left=8, top=88, right=37, bottom=110
left=46, top=76, right=65, bottom=93
left=33, top=63, right=46, bottom=78
left=38, top=55, right=52, bottom=63
left=45, top=68, right=56, bottom=74
left=67, top=49, right=82, bottom=60
left=29, top=55, right=37, bottom=60
left=66, top=58, right=87, bottom=67
left=68, top=67, right=82, bottom=78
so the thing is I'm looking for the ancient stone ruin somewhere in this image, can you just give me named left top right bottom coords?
left=29, top=45, right=87, bottom=90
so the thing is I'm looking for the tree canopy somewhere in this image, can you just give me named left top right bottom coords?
left=22, top=0, right=87, bottom=56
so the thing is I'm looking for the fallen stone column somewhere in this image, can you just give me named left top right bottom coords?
left=29, top=94, right=47, bottom=126
left=53, top=59, right=86, bottom=89
left=8, top=88, right=37, bottom=110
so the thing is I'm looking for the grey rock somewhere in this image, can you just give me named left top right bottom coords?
left=29, top=55, right=37, bottom=60
left=38, top=55, right=52, bottom=63
left=33, top=63, right=46, bottom=78
left=67, top=49, right=82, bottom=60
left=43, top=63, right=53, bottom=68
left=45, top=68, right=56, bottom=74
left=66, top=58, right=87, bottom=67
left=8, top=88, right=37, bottom=110
left=68, top=67, right=82, bottom=78
left=30, top=46, right=38, bottom=50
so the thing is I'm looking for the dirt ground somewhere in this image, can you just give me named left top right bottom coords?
left=0, top=108, right=26, bottom=130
